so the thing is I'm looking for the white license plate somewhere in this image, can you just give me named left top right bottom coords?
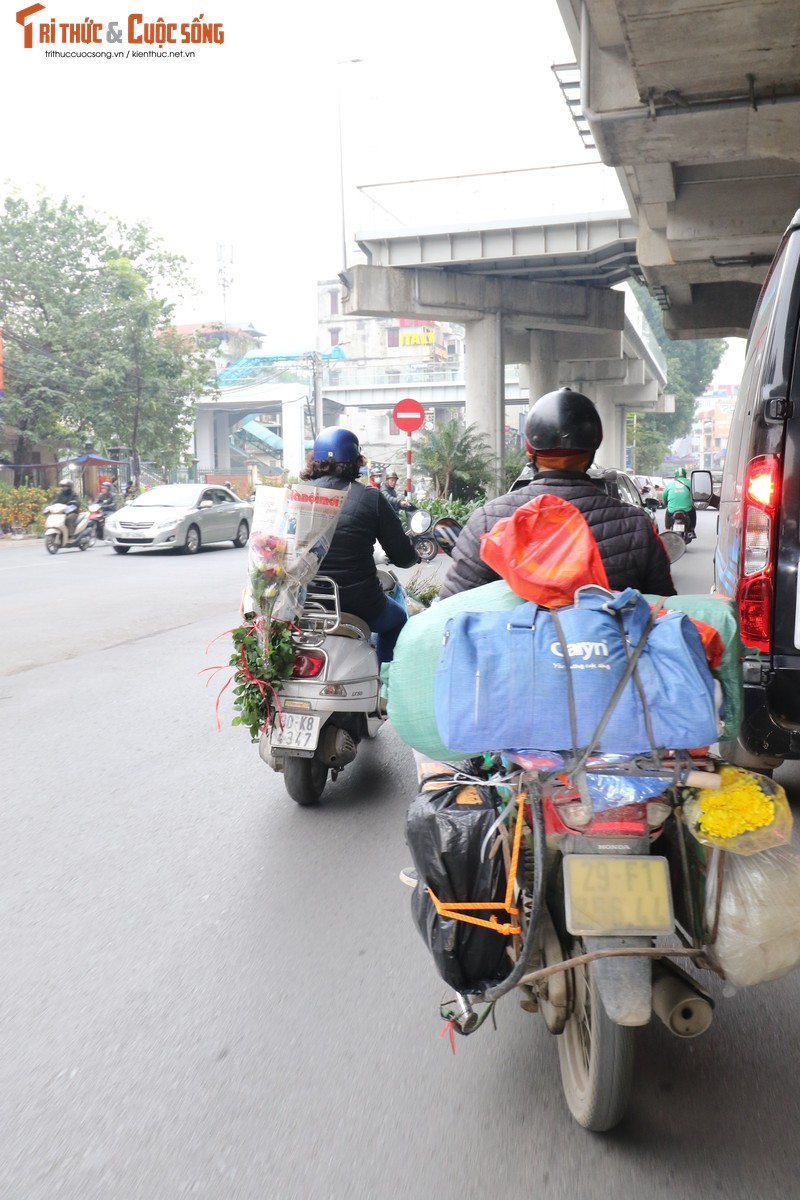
left=269, top=713, right=321, bottom=752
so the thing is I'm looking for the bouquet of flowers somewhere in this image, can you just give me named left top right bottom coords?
left=248, top=531, right=288, bottom=612
left=220, top=483, right=348, bottom=738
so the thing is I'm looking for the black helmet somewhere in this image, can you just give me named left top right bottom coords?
left=524, top=388, right=603, bottom=457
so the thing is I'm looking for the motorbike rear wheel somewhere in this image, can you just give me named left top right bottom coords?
left=557, top=942, right=635, bottom=1132
left=283, top=755, right=329, bottom=806
left=414, top=536, right=437, bottom=562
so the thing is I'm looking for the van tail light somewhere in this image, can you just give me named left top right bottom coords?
left=736, top=454, right=781, bottom=652
left=291, top=651, right=326, bottom=678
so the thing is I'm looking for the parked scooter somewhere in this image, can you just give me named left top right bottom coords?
left=259, top=565, right=407, bottom=806
left=407, top=509, right=438, bottom=562
left=406, top=510, right=464, bottom=562
left=43, top=504, right=93, bottom=554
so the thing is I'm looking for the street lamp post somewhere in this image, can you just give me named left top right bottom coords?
left=336, top=58, right=363, bottom=274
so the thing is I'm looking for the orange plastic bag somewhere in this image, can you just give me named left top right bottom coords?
left=479, top=494, right=609, bottom=608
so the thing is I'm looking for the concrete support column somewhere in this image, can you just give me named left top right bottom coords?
left=526, top=330, right=559, bottom=404
left=592, top=389, right=625, bottom=468
left=214, top=411, right=232, bottom=472
left=194, top=408, right=215, bottom=472
left=465, top=314, right=504, bottom=498
left=281, top=397, right=307, bottom=479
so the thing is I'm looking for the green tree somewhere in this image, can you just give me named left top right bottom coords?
left=630, top=282, right=726, bottom=473
left=503, top=442, right=528, bottom=491
left=0, top=190, right=213, bottom=480
left=80, top=257, right=212, bottom=482
left=415, top=418, right=492, bottom=499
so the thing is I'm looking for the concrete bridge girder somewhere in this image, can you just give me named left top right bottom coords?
left=343, top=264, right=624, bottom=334
left=343, top=264, right=663, bottom=490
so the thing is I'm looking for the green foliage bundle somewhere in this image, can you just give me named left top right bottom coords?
left=414, top=494, right=484, bottom=524
left=229, top=620, right=297, bottom=742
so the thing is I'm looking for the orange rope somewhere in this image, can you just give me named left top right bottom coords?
left=426, top=795, right=526, bottom=936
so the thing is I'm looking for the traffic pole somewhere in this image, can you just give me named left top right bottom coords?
left=406, top=435, right=412, bottom=498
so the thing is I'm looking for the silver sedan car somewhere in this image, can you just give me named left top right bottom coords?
left=104, top=484, right=253, bottom=555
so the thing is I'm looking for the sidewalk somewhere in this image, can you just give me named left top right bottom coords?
left=0, top=534, right=40, bottom=549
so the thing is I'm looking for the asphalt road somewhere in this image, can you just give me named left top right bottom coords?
left=2, top=523, right=800, bottom=1200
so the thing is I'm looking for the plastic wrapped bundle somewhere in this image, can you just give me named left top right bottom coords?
left=705, top=845, right=800, bottom=987
left=406, top=779, right=516, bottom=993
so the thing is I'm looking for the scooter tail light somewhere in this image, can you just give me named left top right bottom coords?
left=291, top=651, right=326, bottom=678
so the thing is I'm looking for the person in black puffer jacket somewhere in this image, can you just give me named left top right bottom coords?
left=439, top=388, right=675, bottom=600
left=302, top=428, right=419, bottom=665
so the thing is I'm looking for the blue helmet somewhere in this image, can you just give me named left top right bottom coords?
left=313, top=426, right=361, bottom=464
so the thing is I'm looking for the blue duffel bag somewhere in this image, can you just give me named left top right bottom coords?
left=433, top=586, right=718, bottom=755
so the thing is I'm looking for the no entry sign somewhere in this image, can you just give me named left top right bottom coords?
left=392, top=398, right=425, bottom=433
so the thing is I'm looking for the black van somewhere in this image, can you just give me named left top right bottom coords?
left=695, top=207, right=800, bottom=769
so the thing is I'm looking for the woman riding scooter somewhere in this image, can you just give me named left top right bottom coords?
left=301, top=427, right=419, bottom=666
left=54, top=476, right=81, bottom=540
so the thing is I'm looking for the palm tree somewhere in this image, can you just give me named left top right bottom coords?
left=415, top=419, right=492, bottom=499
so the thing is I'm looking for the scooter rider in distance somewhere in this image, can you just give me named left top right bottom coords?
left=661, top=467, right=696, bottom=541
left=55, top=476, right=81, bottom=541
left=95, top=480, right=117, bottom=538
left=302, top=428, right=419, bottom=667
left=381, top=472, right=416, bottom=517
left=438, top=388, right=676, bottom=601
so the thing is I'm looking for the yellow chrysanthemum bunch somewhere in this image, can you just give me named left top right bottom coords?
left=694, top=767, right=775, bottom=840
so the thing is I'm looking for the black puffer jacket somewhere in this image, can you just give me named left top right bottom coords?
left=315, top=479, right=418, bottom=617
left=439, top=470, right=676, bottom=599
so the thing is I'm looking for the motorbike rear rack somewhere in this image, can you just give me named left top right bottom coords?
left=293, top=576, right=342, bottom=646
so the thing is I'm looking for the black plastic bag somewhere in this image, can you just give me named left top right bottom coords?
left=406, top=779, right=513, bottom=994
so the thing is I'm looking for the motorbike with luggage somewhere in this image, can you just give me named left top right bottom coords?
left=388, top=493, right=800, bottom=1131
left=43, top=503, right=94, bottom=554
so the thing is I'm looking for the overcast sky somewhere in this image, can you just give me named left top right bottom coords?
left=1, top=0, right=743, bottom=375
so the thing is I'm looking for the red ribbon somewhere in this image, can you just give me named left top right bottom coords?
left=201, top=616, right=297, bottom=734
left=440, top=1020, right=457, bottom=1056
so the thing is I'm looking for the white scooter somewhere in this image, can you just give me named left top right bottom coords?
left=259, top=563, right=408, bottom=806
left=43, top=503, right=94, bottom=554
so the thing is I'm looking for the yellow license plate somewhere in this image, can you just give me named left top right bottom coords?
left=563, top=855, right=674, bottom=936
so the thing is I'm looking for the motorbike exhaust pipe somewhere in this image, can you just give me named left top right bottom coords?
left=451, top=991, right=479, bottom=1034
left=652, top=961, right=714, bottom=1038
left=318, top=726, right=357, bottom=768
